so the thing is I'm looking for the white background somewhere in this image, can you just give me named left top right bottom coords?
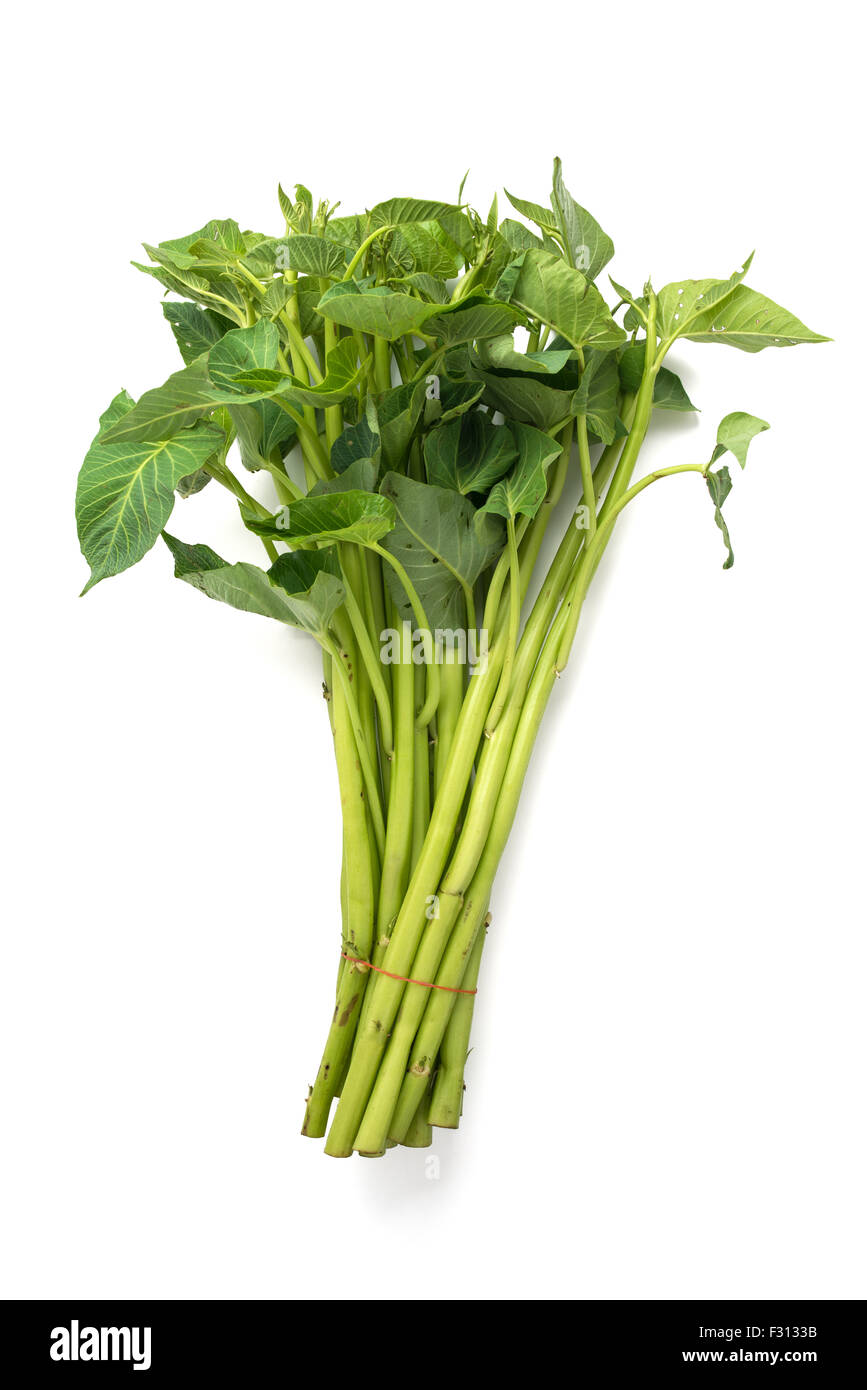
left=2, top=0, right=863, bottom=1301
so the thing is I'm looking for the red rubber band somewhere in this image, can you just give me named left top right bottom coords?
left=341, top=951, right=478, bottom=995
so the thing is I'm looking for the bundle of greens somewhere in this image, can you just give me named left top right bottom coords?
left=76, top=161, right=827, bottom=1156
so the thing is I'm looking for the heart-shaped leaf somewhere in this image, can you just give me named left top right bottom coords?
left=509, top=250, right=625, bottom=351
left=424, top=295, right=524, bottom=346
left=712, top=412, right=770, bottom=468
left=619, top=343, right=697, bottom=412
left=163, top=302, right=234, bottom=365
left=243, top=490, right=395, bottom=547
left=572, top=349, right=620, bottom=444
left=551, top=158, right=614, bottom=281
left=331, top=400, right=381, bottom=475
left=317, top=282, right=437, bottom=340
left=77, top=395, right=224, bottom=591
left=163, top=533, right=345, bottom=634
left=476, top=423, right=561, bottom=522
left=281, top=234, right=348, bottom=277
left=423, top=413, right=517, bottom=495
left=379, top=472, right=505, bottom=629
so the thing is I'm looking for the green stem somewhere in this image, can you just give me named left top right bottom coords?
left=323, top=635, right=386, bottom=861
left=343, top=224, right=396, bottom=281
left=371, top=544, right=441, bottom=729
left=323, top=633, right=506, bottom=1156
left=434, top=652, right=465, bottom=795
left=373, top=336, right=392, bottom=394
left=279, top=309, right=324, bottom=384
left=411, top=663, right=431, bottom=868
left=338, top=558, right=393, bottom=759
left=484, top=514, right=521, bottom=734
left=575, top=358, right=596, bottom=536
left=388, top=596, right=575, bottom=1142
left=322, top=311, right=342, bottom=451
left=302, top=672, right=376, bottom=1138
left=371, top=622, right=414, bottom=964
left=427, top=917, right=487, bottom=1129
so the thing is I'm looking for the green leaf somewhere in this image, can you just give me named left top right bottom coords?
left=331, top=400, right=381, bottom=474
left=447, top=342, right=579, bottom=430
left=278, top=184, right=314, bottom=235
left=551, top=158, right=614, bottom=281
left=609, top=276, right=648, bottom=329
left=77, top=401, right=224, bottom=591
left=163, top=533, right=345, bottom=633
left=175, top=467, right=212, bottom=498
left=268, top=549, right=347, bottom=633
left=504, top=189, right=560, bottom=239
left=619, top=343, right=697, bottom=412
left=231, top=397, right=298, bottom=473
left=99, top=322, right=333, bottom=447
left=240, top=236, right=284, bottom=279
left=510, top=250, right=625, bottom=351
left=99, top=359, right=217, bottom=443
left=368, top=198, right=473, bottom=258
left=492, top=253, right=526, bottom=304
left=474, top=335, right=573, bottom=376
left=133, top=254, right=245, bottom=318
left=322, top=213, right=366, bottom=250
left=706, top=467, right=734, bottom=569
left=294, top=277, right=326, bottom=338
left=467, top=365, right=577, bottom=431
left=284, top=336, right=370, bottom=407
left=379, top=472, right=505, bottom=629
left=712, top=412, right=770, bottom=468
left=671, top=283, right=829, bottom=352
left=317, top=281, right=435, bottom=340
left=227, top=336, right=370, bottom=409
left=163, top=302, right=234, bottom=365
left=390, top=272, right=451, bottom=304
left=499, top=219, right=543, bottom=253
left=281, top=233, right=348, bottom=277
left=424, top=294, right=524, bottom=346
left=657, top=256, right=755, bottom=340
left=390, top=222, right=462, bottom=279
left=432, top=381, right=485, bottom=425
left=208, top=320, right=280, bottom=392
left=311, top=457, right=379, bottom=494
left=572, top=349, right=620, bottom=444
left=476, top=423, right=561, bottom=522
left=243, top=490, right=395, bottom=547
left=423, top=413, right=517, bottom=495
left=377, top=378, right=427, bottom=469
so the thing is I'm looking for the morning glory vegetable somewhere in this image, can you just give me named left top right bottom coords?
left=76, top=160, right=827, bottom=1156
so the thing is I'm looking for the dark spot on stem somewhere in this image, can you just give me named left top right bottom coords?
left=338, top=994, right=359, bottom=1026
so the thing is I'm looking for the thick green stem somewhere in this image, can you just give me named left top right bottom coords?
left=484, top=514, right=521, bottom=734
left=371, top=545, right=440, bottom=729
left=302, top=673, right=376, bottom=1137
left=388, top=595, right=578, bottom=1140
left=323, top=633, right=386, bottom=861
left=338, top=556, right=393, bottom=759
left=323, top=634, right=506, bottom=1156
left=400, top=1080, right=434, bottom=1148
left=349, top=512, right=594, bottom=1153
left=411, top=661, right=431, bottom=869
left=434, top=654, right=465, bottom=794
left=424, top=914, right=487, bottom=1129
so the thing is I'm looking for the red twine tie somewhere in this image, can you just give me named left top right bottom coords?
left=340, top=951, right=478, bottom=996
